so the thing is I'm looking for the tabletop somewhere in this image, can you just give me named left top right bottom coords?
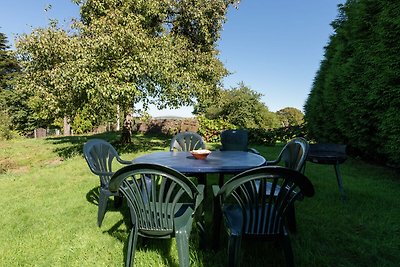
left=133, top=151, right=266, bottom=174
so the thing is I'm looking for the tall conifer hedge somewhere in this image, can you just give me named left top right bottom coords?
left=305, top=0, right=400, bottom=166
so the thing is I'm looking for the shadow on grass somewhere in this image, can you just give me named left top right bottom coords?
left=86, top=185, right=179, bottom=266
left=86, top=186, right=101, bottom=206
left=46, top=131, right=171, bottom=159
left=103, top=199, right=178, bottom=266
left=86, top=186, right=128, bottom=213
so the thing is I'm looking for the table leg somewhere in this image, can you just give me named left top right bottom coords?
left=212, top=197, right=222, bottom=251
left=195, top=173, right=208, bottom=199
left=219, top=173, right=224, bottom=187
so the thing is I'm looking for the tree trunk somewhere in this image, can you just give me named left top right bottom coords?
left=63, top=116, right=71, bottom=136
left=120, top=112, right=132, bottom=144
left=116, top=105, right=120, bottom=131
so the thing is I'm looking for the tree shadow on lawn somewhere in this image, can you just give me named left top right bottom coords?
left=47, top=131, right=171, bottom=159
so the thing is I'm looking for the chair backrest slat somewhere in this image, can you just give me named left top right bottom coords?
left=279, top=137, right=309, bottom=172
left=109, top=163, right=200, bottom=236
left=83, top=139, right=121, bottom=186
left=217, top=166, right=314, bottom=236
left=220, top=129, right=249, bottom=151
left=170, top=132, right=206, bottom=152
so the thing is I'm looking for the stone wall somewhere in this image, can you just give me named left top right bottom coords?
left=134, top=118, right=199, bottom=136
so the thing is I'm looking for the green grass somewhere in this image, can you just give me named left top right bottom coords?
left=0, top=133, right=399, bottom=266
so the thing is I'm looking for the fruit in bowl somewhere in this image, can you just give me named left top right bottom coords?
left=190, top=149, right=212, bottom=160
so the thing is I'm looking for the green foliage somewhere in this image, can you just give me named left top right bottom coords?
left=305, top=0, right=400, bottom=165
left=276, top=107, right=304, bottom=127
left=248, top=128, right=276, bottom=145
left=248, top=124, right=309, bottom=145
left=0, top=110, right=13, bottom=140
left=271, top=124, right=309, bottom=143
left=15, top=0, right=240, bottom=141
left=0, top=32, right=19, bottom=90
left=71, top=107, right=94, bottom=134
left=195, top=82, right=280, bottom=130
left=0, top=32, right=26, bottom=138
left=197, top=115, right=235, bottom=143
left=0, top=89, right=37, bottom=135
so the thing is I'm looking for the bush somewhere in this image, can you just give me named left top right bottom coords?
left=197, top=115, right=309, bottom=145
left=71, top=109, right=94, bottom=134
left=197, top=116, right=236, bottom=143
left=0, top=111, right=14, bottom=140
left=248, top=124, right=309, bottom=146
left=248, top=128, right=276, bottom=145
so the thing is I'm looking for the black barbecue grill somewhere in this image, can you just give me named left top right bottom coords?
left=307, top=143, right=347, bottom=200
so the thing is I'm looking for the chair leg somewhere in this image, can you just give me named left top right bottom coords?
left=227, top=234, right=242, bottom=267
left=197, top=173, right=207, bottom=197
left=126, top=226, right=138, bottom=267
left=98, top=189, right=110, bottom=227
left=281, top=228, right=294, bottom=267
left=175, top=224, right=192, bottom=267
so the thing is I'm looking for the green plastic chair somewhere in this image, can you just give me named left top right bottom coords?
left=170, top=131, right=206, bottom=152
left=170, top=131, right=207, bottom=185
left=266, top=137, right=309, bottom=173
left=83, top=139, right=132, bottom=227
left=266, top=137, right=310, bottom=232
left=220, top=129, right=259, bottom=154
left=212, top=166, right=314, bottom=267
left=109, top=163, right=205, bottom=267
left=219, top=129, right=260, bottom=186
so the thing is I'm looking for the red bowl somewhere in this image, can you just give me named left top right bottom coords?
left=190, top=149, right=211, bottom=160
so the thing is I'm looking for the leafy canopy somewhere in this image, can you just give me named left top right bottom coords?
left=276, top=107, right=304, bottom=127
left=15, top=0, right=239, bottom=127
left=195, top=82, right=279, bottom=129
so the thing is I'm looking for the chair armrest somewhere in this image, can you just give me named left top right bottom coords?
left=266, top=159, right=280, bottom=166
left=116, top=156, right=133, bottom=165
left=247, top=148, right=260, bottom=155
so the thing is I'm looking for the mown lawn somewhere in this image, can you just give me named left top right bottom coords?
left=0, top=132, right=399, bottom=266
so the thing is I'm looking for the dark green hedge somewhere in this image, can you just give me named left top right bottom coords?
left=248, top=124, right=308, bottom=145
left=305, top=0, right=400, bottom=166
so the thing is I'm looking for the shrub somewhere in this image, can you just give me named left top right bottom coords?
left=248, top=128, right=276, bottom=145
left=197, top=115, right=236, bottom=143
left=71, top=109, right=94, bottom=134
left=248, top=124, right=309, bottom=146
left=0, top=111, right=14, bottom=140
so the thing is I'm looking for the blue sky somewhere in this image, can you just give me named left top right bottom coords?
left=1, top=0, right=345, bottom=117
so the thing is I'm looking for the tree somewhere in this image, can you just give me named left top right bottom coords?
left=276, top=107, right=304, bottom=127
left=195, top=82, right=279, bottom=129
left=0, top=32, right=19, bottom=90
left=15, top=0, right=239, bottom=142
left=0, top=32, right=30, bottom=138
